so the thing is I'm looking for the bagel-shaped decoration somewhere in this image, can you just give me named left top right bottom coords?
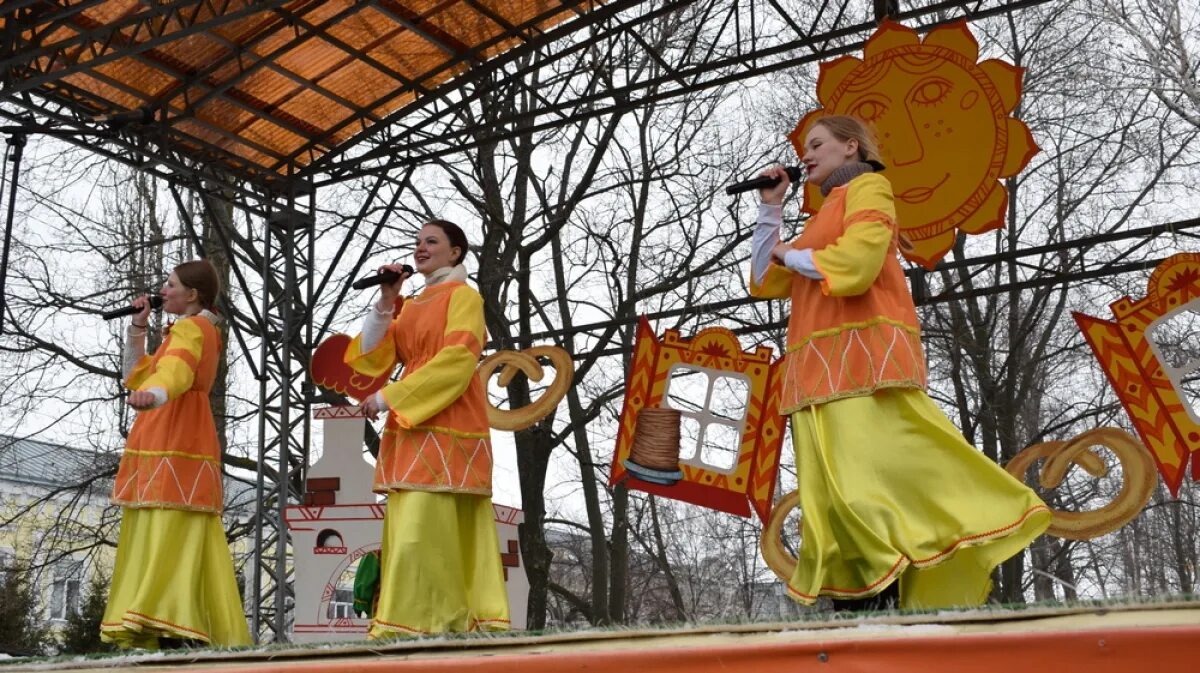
left=760, top=489, right=802, bottom=583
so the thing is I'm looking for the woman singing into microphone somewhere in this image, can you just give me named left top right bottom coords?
left=102, top=260, right=251, bottom=648
left=750, top=115, right=1050, bottom=611
left=345, top=219, right=508, bottom=637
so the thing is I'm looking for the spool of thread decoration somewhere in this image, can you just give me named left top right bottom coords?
left=624, top=406, right=684, bottom=485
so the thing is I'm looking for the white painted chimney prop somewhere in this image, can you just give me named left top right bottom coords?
left=285, top=405, right=528, bottom=641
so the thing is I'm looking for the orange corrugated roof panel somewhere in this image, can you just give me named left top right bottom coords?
left=2, top=0, right=606, bottom=182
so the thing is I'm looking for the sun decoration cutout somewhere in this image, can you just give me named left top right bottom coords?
left=790, top=20, right=1039, bottom=269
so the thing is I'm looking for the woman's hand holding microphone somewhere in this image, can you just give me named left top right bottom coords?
left=374, top=263, right=413, bottom=311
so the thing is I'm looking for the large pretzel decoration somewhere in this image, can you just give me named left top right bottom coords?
left=477, top=346, right=575, bottom=431
left=1003, top=427, right=1156, bottom=540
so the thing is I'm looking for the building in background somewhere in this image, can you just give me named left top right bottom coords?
left=0, top=434, right=256, bottom=638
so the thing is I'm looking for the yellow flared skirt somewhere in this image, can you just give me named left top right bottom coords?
left=787, top=388, right=1052, bottom=609
left=101, top=508, right=251, bottom=649
left=369, top=490, right=510, bottom=639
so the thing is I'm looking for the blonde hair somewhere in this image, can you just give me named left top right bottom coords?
left=813, top=115, right=884, bottom=166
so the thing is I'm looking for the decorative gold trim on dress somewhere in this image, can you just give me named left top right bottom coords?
left=780, top=321, right=927, bottom=412
left=784, top=315, right=920, bottom=353
left=119, top=449, right=220, bottom=462
left=110, top=500, right=223, bottom=514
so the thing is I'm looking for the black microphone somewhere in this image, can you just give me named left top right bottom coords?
left=725, top=166, right=805, bottom=195
left=102, top=295, right=163, bottom=321
left=93, top=108, right=153, bottom=127
left=352, top=264, right=415, bottom=290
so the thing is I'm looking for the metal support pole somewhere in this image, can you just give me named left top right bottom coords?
left=0, top=133, right=25, bottom=334
left=273, top=197, right=294, bottom=641
left=874, top=0, right=901, bottom=22
left=251, top=206, right=272, bottom=642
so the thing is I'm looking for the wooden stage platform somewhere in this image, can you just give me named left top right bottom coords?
left=7, top=601, right=1198, bottom=672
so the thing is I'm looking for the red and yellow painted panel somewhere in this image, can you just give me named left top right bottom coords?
left=311, top=297, right=405, bottom=402
left=609, top=317, right=786, bottom=523
left=1074, top=253, right=1200, bottom=496
left=791, top=20, right=1038, bottom=269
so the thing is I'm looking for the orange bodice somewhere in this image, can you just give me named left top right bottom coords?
left=751, top=173, right=927, bottom=412
left=112, top=315, right=224, bottom=513
left=346, top=281, right=493, bottom=495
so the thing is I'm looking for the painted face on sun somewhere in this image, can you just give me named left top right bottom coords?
left=788, top=20, right=1038, bottom=268
left=412, top=224, right=460, bottom=276
left=847, top=56, right=994, bottom=222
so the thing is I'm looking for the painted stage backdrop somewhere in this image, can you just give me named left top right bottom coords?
left=792, top=19, right=1038, bottom=269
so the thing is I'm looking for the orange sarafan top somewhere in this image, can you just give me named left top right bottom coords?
left=345, top=281, right=493, bottom=496
left=112, top=314, right=225, bottom=513
left=750, top=172, right=927, bottom=413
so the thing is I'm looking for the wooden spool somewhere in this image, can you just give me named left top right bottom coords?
left=628, top=407, right=683, bottom=474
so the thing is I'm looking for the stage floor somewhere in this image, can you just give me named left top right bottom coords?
left=8, top=600, right=1199, bottom=672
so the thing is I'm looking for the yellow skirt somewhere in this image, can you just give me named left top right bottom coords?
left=787, top=388, right=1052, bottom=609
left=369, top=490, right=510, bottom=639
left=101, top=508, right=251, bottom=648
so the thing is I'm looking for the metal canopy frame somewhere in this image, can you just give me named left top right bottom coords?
left=312, top=0, right=1055, bottom=186
left=1, top=1, right=1055, bottom=199
left=4, top=0, right=1173, bottom=642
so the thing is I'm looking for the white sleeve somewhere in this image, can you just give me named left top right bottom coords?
left=783, top=249, right=824, bottom=280
left=122, top=324, right=147, bottom=378
left=359, top=301, right=393, bottom=353
left=751, top=203, right=784, bottom=285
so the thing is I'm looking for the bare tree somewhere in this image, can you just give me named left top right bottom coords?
left=1096, top=0, right=1200, bottom=130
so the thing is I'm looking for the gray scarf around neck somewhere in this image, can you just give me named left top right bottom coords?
left=820, top=161, right=877, bottom=197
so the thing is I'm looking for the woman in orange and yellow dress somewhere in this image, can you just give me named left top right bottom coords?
left=750, top=115, right=1051, bottom=610
left=346, top=219, right=509, bottom=638
left=102, top=260, right=251, bottom=648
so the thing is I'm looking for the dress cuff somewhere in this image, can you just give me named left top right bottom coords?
left=147, top=387, right=168, bottom=409
left=360, top=305, right=393, bottom=353
left=122, top=327, right=147, bottom=379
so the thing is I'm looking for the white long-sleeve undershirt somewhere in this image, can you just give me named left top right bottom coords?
left=751, top=203, right=823, bottom=283
left=122, top=324, right=167, bottom=409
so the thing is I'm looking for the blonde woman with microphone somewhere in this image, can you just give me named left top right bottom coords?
left=750, top=115, right=1050, bottom=612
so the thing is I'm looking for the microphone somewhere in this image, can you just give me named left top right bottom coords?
left=352, top=264, right=415, bottom=290
left=102, top=295, right=163, bottom=321
left=725, top=166, right=805, bottom=195
left=93, top=108, right=153, bottom=127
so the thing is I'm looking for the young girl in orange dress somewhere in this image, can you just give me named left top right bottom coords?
left=345, top=219, right=509, bottom=637
left=102, top=260, right=251, bottom=648
left=750, top=115, right=1051, bottom=610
